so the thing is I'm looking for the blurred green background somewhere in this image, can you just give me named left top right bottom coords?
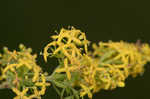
left=0, top=0, right=150, bottom=99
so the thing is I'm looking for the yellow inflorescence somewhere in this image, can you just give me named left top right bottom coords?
left=44, top=27, right=150, bottom=99
left=0, top=44, right=50, bottom=99
left=12, top=88, right=29, bottom=99
left=1, top=27, right=150, bottom=99
left=43, top=27, right=89, bottom=62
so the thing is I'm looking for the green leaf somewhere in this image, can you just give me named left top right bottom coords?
left=53, top=80, right=66, bottom=88
left=64, top=95, right=74, bottom=99
left=52, top=73, right=66, bottom=81
left=61, top=88, right=65, bottom=98
left=6, top=70, right=15, bottom=82
left=65, top=87, right=71, bottom=96
left=100, top=50, right=116, bottom=62
left=72, top=88, right=79, bottom=99
left=69, top=72, right=80, bottom=83
left=16, top=65, right=29, bottom=78
left=22, top=80, right=34, bottom=86
left=52, top=83, right=61, bottom=96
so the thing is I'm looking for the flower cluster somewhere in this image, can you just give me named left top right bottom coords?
left=90, top=41, right=150, bottom=92
left=44, top=27, right=150, bottom=99
left=0, top=44, right=50, bottom=99
left=1, top=27, right=150, bottom=99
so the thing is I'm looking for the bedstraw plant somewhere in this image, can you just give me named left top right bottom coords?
left=0, top=27, right=150, bottom=99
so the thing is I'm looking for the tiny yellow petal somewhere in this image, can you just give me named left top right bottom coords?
left=117, top=82, right=125, bottom=87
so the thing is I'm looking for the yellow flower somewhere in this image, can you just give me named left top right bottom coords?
left=35, top=74, right=50, bottom=95
left=3, top=64, right=18, bottom=74
left=7, top=50, right=17, bottom=62
left=55, top=58, right=78, bottom=80
left=28, top=87, right=41, bottom=99
left=43, top=42, right=57, bottom=62
left=43, top=27, right=89, bottom=64
left=12, top=87, right=29, bottom=99
left=17, top=59, right=32, bottom=70
left=117, top=81, right=125, bottom=87
left=80, top=84, right=93, bottom=99
left=32, top=65, right=41, bottom=82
